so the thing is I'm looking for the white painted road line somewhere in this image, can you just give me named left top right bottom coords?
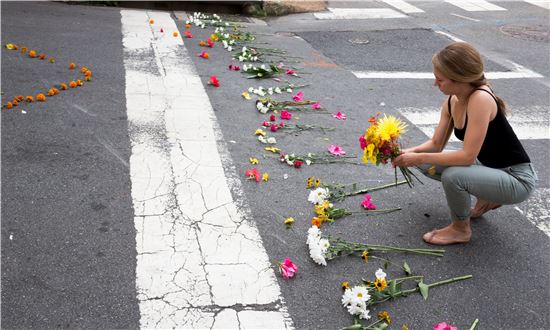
left=399, top=105, right=550, bottom=140
left=516, top=188, right=550, bottom=238
left=445, top=0, right=507, bottom=11
left=524, top=0, right=550, bottom=9
left=352, top=69, right=544, bottom=79
left=382, top=0, right=425, bottom=13
left=314, top=7, right=407, bottom=19
left=121, top=9, right=292, bottom=329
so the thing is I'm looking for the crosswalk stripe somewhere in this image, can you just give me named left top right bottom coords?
left=382, top=0, right=425, bottom=13
left=351, top=69, right=544, bottom=79
left=399, top=105, right=550, bottom=140
left=445, top=0, right=507, bottom=11
left=314, top=7, right=407, bottom=19
left=121, top=9, right=292, bottom=329
left=524, top=0, right=550, bottom=9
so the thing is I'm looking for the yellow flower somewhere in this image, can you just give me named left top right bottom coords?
left=284, top=217, right=294, bottom=225
left=376, top=114, right=407, bottom=141
left=210, top=33, right=218, bottom=41
left=6, top=43, right=15, bottom=50
left=365, top=144, right=377, bottom=164
left=314, top=178, right=321, bottom=187
left=377, top=311, right=391, bottom=324
left=361, top=250, right=369, bottom=263
left=241, top=91, right=251, bottom=100
left=264, top=146, right=281, bottom=153
left=249, top=157, right=259, bottom=165
left=374, top=278, right=387, bottom=292
left=307, top=176, right=315, bottom=188
left=402, top=325, right=409, bottom=330
left=341, top=281, right=350, bottom=290
left=262, top=172, right=269, bottom=181
left=255, top=129, right=266, bottom=136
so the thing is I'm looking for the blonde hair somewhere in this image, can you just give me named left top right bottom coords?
left=432, top=42, right=507, bottom=114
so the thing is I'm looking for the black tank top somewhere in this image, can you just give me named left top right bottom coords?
left=449, top=88, right=530, bottom=168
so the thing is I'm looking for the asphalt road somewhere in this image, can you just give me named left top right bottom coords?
left=2, top=1, right=549, bottom=329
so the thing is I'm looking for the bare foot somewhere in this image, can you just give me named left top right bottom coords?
left=470, top=199, right=501, bottom=218
left=423, top=223, right=472, bottom=245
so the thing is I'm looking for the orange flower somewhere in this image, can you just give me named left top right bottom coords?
left=185, top=23, right=191, bottom=29
left=84, top=70, right=92, bottom=77
left=36, top=93, right=46, bottom=101
left=85, top=76, right=92, bottom=81
left=6, top=102, right=13, bottom=109
left=311, top=217, right=322, bottom=228
left=69, top=81, right=77, bottom=88
left=49, top=57, right=56, bottom=63
left=60, top=83, right=68, bottom=90
left=12, top=99, right=18, bottom=106
left=25, top=96, right=33, bottom=102
left=20, top=47, right=28, bottom=53
left=173, top=31, right=179, bottom=37
left=199, top=40, right=206, bottom=47
left=47, top=89, right=55, bottom=97
left=16, top=95, right=24, bottom=101
left=29, top=50, right=37, bottom=58
left=81, top=66, right=88, bottom=74
left=39, top=53, right=46, bottom=60
left=76, top=79, right=83, bottom=86
left=149, top=19, right=155, bottom=24
left=52, top=87, right=60, bottom=94
left=69, top=63, right=76, bottom=70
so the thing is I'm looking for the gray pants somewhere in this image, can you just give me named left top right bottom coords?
left=417, top=161, right=538, bottom=221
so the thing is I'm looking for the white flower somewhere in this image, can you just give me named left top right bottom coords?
left=256, top=102, right=264, bottom=111
left=375, top=268, right=387, bottom=280
left=305, top=159, right=312, bottom=165
left=222, top=40, right=228, bottom=48
left=258, top=136, right=267, bottom=143
left=307, top=225, right=321, bottom=239
left=307, top=153, right=313, bottom=158
left=260, top=64, right=267, bottom=70
left=248, top=87, right=254, bottom=92
left=201, top=23, right=205, bottom=29
left=286, top=160, right=294, bottom=166
left=229, top=39, right=235, bottom=45
left=274, top=87, right=282, bottom=94
left=318, top=238, right=330, bottom=252
left=350, top=286, right=370, bottom=303
left=225, top=22, right=229, bottom=26
left=286, top=88, right=292, bottom=93
left=239, top=56, right=245, bottom=62
left=267, top=88, right=273, bottom=95
left=266, top=137, right=276, bottom=144
left=258, top=73, right=263, bottom=77
left=283, top=173, right=288, bottom=179
left=308, top=187, right=329, bottom=204
left=341, top=289, right=355, bottom=306
left=242, top=46, right=247, bottom=52
left=227, top=46, right=232, bottom=52
left=252, top=56, right=258, bottom=61
left=308, top=244, right=327, bottom=266
left=347, top=302, right=371, bottom=320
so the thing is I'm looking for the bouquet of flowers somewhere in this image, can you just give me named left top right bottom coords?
left=255, top=96, right=323, bottom=113
left=340, top=269, right=472, bottom=328
left=279, top=152, right=357, bottom=168
left=306, top=225, right=445, bottom=267
left=307, top=177, right=408, bottom=203
left=359, top=113, right=422, bottom=187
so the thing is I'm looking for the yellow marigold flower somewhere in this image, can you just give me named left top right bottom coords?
left=29, top=50, right=37, bottom=58
left=12, top=99, right=19, bottom=106
left=307, top=176, right=314, bottom=188
left=314, top=178, right=321, bottom=187
left=185, top=23, right=191, bottom=29
left=25, top=96, right=33, bottom=102
left=249, top=158, right=258, bottom=164
left=81, top=67, right=88, bottom=74
left=85, top=76, right=92, bottom=81
left=49, top=57, right=55, bottom=63
left=149, top=19, right=155, bottom=24
left=69, top=63, right=76, bottom=70
left=16, top=96, right=24, bottom=102
left=60, top=83, right=68, bottom=90
left=376, top=114, right=407, bottom=141
left=36, top=94, right=46, bottom=102
left=69, top=81, right=77, bottom=88
left=241, top=91, right=251, bottom=100
left=402, top=325, right=409, bottom=330
left=264, top=147, right=281, bottom=153
left=317, top=213, right=329, bottom=223
left=361, top=250, right=369, bottom=263
left=341, top=281, right=350, bottom=290
left=254, top=129, right=266, bottom=136
left=173, top=31, right=179, bottom=37
left=20, top=47, right=28, bottom=53
left=47, top=89, right=55, bottom=97
left=52, top=87, right=60, bottom=95
left=284, top=217, right=294, bottom=225
left=262, top=173, right=269, bottom=181
left=6, top=43, right=15, bottom=50
left=6, top=102, right=13, bottom=109
left=76, top=80, right=83, bottom=86
left=39, top=53, right=46, bottom=60
left=374, top=278, right=387, bottom=292
left=199, top=40, right=206, bottom=47
left=377, top=311, right=391, bottom=324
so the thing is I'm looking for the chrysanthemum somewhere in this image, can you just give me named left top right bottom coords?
left=308, top=187, right=329, bottom=205
left=376, top=114, right=407, bottom=141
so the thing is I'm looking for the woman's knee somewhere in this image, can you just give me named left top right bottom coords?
left=441, top=167, right=466, bottom=188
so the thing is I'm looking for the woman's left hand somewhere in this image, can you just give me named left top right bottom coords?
left=392, top=153, right=422, bottom=167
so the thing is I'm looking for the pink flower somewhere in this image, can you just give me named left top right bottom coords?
left=278, top=258, right=298, bottom=279
left=277, top=62, right=284, bottom=69
left=311, top=103, right=321, bottom=109
left=279, top=121, right=285, bottom=127
left=294, top=160, right=303, bottom=168
left=328, top=144, right=346, bottom=156
left=262, top=121, right=269, bottom=127
left=280, top=110, right=292, bottom=120
left=286, top=69, right=296, bottom=75
left=160, top=28, right=164, bottom=33
left=269, top=114, right=276, bottom=122
left=207, top=38, right=214, bottom=48
left=245, top=168, right=261, bottom=182
left=208, top=75, right=220, bottom=87
left=184, top=31, right=193, bottom=38
left=292, top=91, right=303, bottom=102
left=270, top=124, right=279, bottom=132
left=228, top=64, right=240, bottom=71
left=198, top=51, right=209, bottom=59
left=359, top=135, right=367, bottom=150
left=361, top=194, right=377, bottom=210
left=333, top=111, right=346, bottom=120
left=433, top=322, right=458, bottom=330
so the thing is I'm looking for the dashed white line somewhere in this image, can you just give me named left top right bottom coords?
left=121, top=9, right=292, bottom=329
left=524, top=0, right=550, bottom=10
left=382, top=0, right=424, bottom=13
left=314, top=7, right=407, bottom=19
left=445, top=0, right=507, bottom=11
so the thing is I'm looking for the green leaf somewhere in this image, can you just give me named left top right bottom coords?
left=372, top=323, right=389, bottom=330
left=388, top=280, right=397, bottom=297
left=383, top=261, right=389, bottom=270
left=418, top=281, right=429, bottom=300
left=340, top=324, right=363, bottom=330
left=403, top=261, right=411, bottom=275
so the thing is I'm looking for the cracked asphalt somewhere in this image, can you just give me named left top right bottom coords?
left=2, top=1, right=549, bottom=329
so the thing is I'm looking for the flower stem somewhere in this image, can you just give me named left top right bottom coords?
left=469, top=319, right=479, bottom=330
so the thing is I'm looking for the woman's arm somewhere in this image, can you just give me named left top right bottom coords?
left=404, top=98, right=453, bottom=153
left=395, top=92, right=495, bottom=167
